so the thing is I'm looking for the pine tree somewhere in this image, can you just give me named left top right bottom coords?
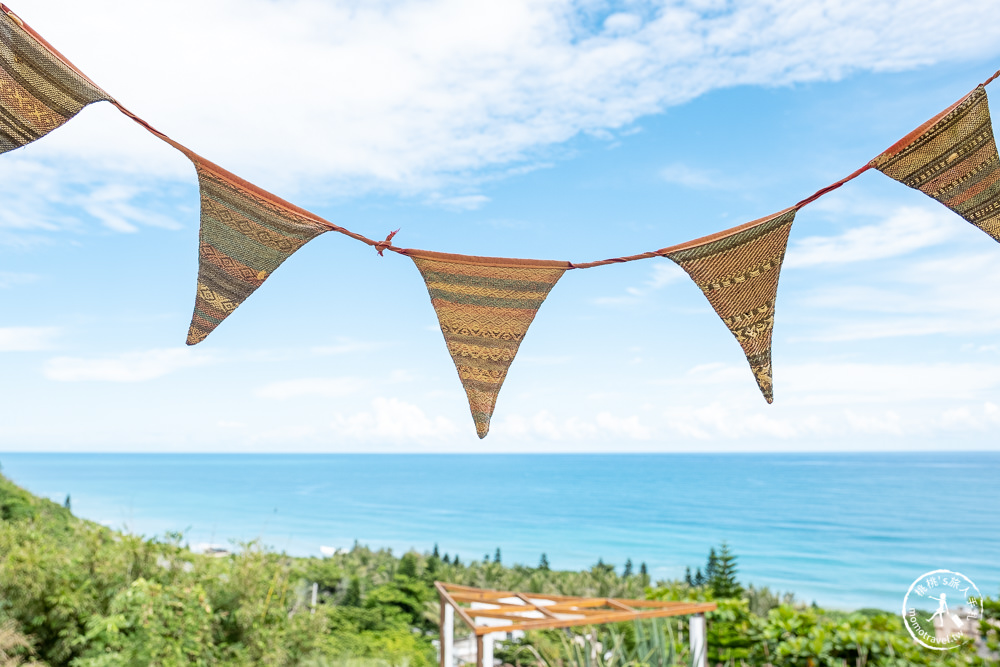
left=343, top=577, right=363, bottom=606
left=398, top=552, right=419, bottom=578
left=63, top=494, right=71, bottom=511
left=432, top=543, right=440, bottom=558
left=693, top=567, right=705, bottom=587
left=443, top=553, right=450, bottom=564
left=685, top=566, right=693, bottom=586
left=539, top=553, right=550, bottom=571
left=453, top=554, right=461, bottom=567
left=705, top=547, right=719, bottom=582
left=623, top=558, right=633, bottom=577
left=494, top=547, right=501, bottom=564
left=709, top=541, right=742, bottom=599
left=640, top=562, right=648, bottom=577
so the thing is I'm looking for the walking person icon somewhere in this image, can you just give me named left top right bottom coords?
left=927, top=593, right=963, bottom=627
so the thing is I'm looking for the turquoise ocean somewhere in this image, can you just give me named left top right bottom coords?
left=1, top=452, right=997, bottom=612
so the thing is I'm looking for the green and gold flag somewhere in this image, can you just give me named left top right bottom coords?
left=664, top=209, right=796, bottom=403
left=187, top=160, right=330, bottom=345
left=871, top=85, right=1000, bottom=242
left=410, top=250, right=568, bottom=438
left=0, top=8, right=109, bottom=153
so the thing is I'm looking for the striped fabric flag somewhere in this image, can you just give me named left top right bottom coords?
left=0, top=8, right=109, bottom=153
left=871, top=85, right=1000, bottom=242
left=187, top=160, right=330, bottom=345
left=664, top=209, right=796, bottom=403
left=410, top=250, right=569, bottom=438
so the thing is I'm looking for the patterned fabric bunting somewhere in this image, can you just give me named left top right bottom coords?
left=187, top=160, right=330, bottom=345
left=410, top=250, right=568, bottom=438
left=0, top=9, right=109, bottom=154
left=871, top=86, right=1000, bottom=242
left=664, top=209, right=796, bottom=403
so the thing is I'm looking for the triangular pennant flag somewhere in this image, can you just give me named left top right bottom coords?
left=0, top=9, right=109, bottom=154
left=187, top=160, right=330, bottom=345
left=409, top=250, right=569, bottom=438
left=871, top=85, right=1000, bottom=242
left=664, top=208, right=796, bottom=403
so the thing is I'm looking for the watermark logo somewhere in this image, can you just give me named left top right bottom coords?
left=902, top=569, right=983, bottom=650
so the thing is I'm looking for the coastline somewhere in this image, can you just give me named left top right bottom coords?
left=0, top=451, right=997, bottom=612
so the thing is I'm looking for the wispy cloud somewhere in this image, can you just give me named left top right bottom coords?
left=309, top=339, right=384, bottom=356
left=497, top=409, right=651, bottom=440
left=659, top=163, right=724, bottom=189
left=330, top=397, right=459, bottom=441
left=256, top=377, right=365, bottom=400
left=0, top=327, right=60, bottom=351
left=593, top=261, right=686, bottom=305
left=0, top=272, right=40, bottom=289
left=785, top=205, right=955, bottom=268
left=17, top=0, right=1000, bottom=195
left=44, top=348, right=214, bottom=382
left=425, top=193, right=492, bottom=210
left=792, top=251, right=1000, bottom=341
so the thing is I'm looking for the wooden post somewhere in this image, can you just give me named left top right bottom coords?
left=689, top=613, right=707, bottom=667
left=439, top=594, right=454, bottom=667
left=476, top=633, right=484, bottom=667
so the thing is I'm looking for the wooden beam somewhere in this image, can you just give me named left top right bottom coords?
left=476, top=634, right=484, bottom=667
left=434, top=582, right=478, bottom=632
left=473, top=602, right=717, bottom=635
left=546, top=598, right=606, bottom=609
left=607, top=599, right=637, bottom=612
left=468, top=603, right=543, bottom=614
left=517, top=594, right=558, bottom=618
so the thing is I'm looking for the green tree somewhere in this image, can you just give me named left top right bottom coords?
left=709, top=541, right=742, bottom=599
left=398, top=552, right=419, bottom=579
left=623, top=558, right=633, bottom=577
left=538, top=553, right=549, bottom=571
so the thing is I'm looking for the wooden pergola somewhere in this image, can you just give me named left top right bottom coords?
left=435, top=582, right=717, bottom=667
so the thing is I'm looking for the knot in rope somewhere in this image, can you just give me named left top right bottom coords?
left=374, top=228, right=399, bottom=256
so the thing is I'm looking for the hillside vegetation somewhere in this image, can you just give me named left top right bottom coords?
left=0, top=470, right=995, bottom=666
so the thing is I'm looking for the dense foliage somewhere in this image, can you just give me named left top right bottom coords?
left=0, top=470, right=996, bottom=666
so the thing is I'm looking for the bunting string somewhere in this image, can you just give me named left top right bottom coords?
left=2, top=3, right=1000, bottom=436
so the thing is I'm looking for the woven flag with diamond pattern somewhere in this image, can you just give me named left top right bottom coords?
left=187, top=159, right=331, bottom=345
left=409, top=250, right=569, bottom=438
left=871, top=85, right=1000, bottom=242
left=664, top=208, right=796, bottom=403
left=0, top=8, right=109, bottom=154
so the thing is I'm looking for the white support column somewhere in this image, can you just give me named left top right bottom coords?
left=441, top=602, right=454, bottom=667
left=689, top=613, right=707, bottom=667
left=482, top=631, right=495, bottom=667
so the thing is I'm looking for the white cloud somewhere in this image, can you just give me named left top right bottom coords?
left=496, top=409, right=651, bottom=440
left=14, top=0, right=1000, bottom=195
left=44, top=348, right=214, bottom=382
left=659, top=163, right=722, bottom=189
left=667, top=359, right=1000, bottom=408
left=309, top=339, right=384, bottom=356
left=330, top=397, right=459, bottom=441
left=426, top=194, right=492, bottom=210
left=604, top=12, right=643, bottom=34
left=0, top=327, right=60, bottom=351
left=0, top=272, right=40, bottom=288
left=785, top=205, right=955, bottom=268
left=593, top=260, right=685, bottom=305
left=256, top=377, right=364, bottom=400
left=793, top=251, right=1000, bottom=341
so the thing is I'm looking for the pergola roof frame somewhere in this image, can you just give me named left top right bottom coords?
left=435, top=582, right=717, bottom=667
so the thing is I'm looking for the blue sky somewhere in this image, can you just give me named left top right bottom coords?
left=3, top=0, right=1000, bottom=452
